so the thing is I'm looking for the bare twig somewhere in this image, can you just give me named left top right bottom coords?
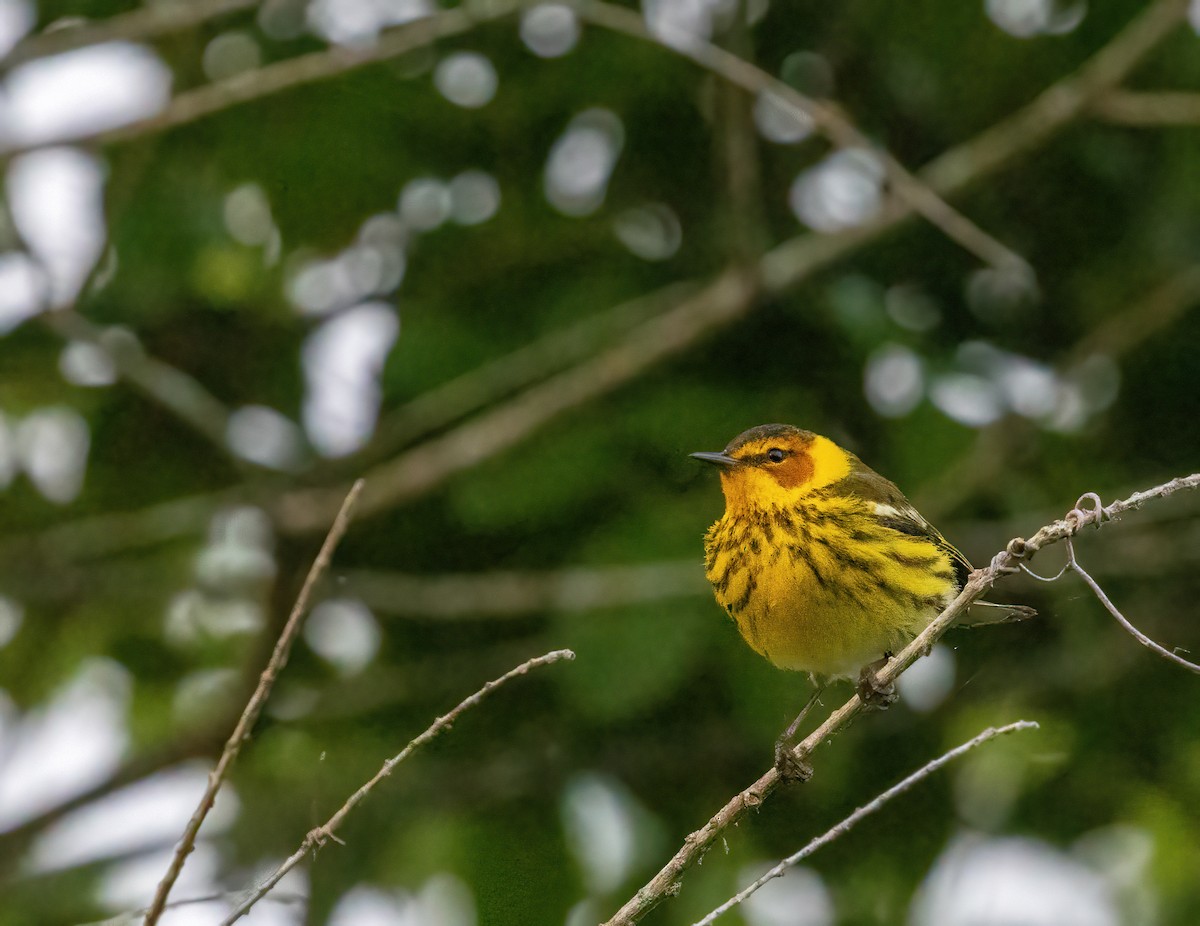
left=1057, top=492, right=1200, bottom=674
left=1093, top=90, right=1200, bottom=125
left=141, top=480, right=364, bottom=926
left=0, top=0, right=260, bottom=72
left=571, top=0, right=1027, bottom=272
left=83, top=890, right=304, bottom=926
left=602, top=472, right=1200, bottom=925
left=221, top=648, right=576, bottom=924
left=693, top=720, right=1039, bottom=926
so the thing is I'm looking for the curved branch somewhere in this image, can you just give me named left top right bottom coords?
left=601, top=472, right=1200, bottom=925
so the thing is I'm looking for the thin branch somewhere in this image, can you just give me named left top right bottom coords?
left=570, top=0, right=1027, bottom=273
left=693, top=720, right=1039, bottom=926
left=1065, top=525, right=1195, bottom=676
left=270, top=266, right=759, bottom=533
left=1092, top=89, right=1200, bottom=125
left=83, top=890, right=304, bottom=926
left=920, top=0, right=1189, bottom=194
left=41, top=309, right=236, bottom=459
left=601, top=472, right=1200, bottom=925
left=221, top=648, right=576, bottom=924
left=0, top=0, right=260, bottom=72
left=337, top=280, right=702, bottom=472
left=141, top=480, right=365, bottom=926
left=0, top=4, right=518, bottom=160
left=1064, top=264, right=1200, bottom=366
left=342, top=561, right=708, bottom=618
left=914, top=262, right=1200, bottom=520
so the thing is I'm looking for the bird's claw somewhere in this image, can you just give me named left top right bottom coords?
left=773, top=738, right=814, bottom=782
left=857, top=661, right=898, bottom=711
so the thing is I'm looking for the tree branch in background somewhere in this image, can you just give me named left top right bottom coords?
left=342, top=280, right=703, bottom=472
left=221, top=648, right=576, bottom=924
left=0, top=0, right=260, bottom=72
left=0, top=3, right=521, bottom=161
left=141, top=480, right=364, bottom=926
left=3, top=0, right=1186, bottom=556
left=571, top=0, right=1029, bottom=273
left=920, top=0, right=1188, bottom=193
left=273, top=267, right=759, bottom=532
left=914, top=262, right=1200, bottom=520
left=602, top=473, right=1200, bottom=925
left=279, top=0, right=1188, bottom=534
left=40, top=309, right=237, bottom=460
left=342, top=561, right=707, bottom=619
left=1092, top=89, right=1200, bottom=125
left=693, top=720, right=1039, bottom=926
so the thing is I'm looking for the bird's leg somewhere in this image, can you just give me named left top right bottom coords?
left=857, top=655, right=898, bottom=711
left=773, top=685, right=824, bottom=782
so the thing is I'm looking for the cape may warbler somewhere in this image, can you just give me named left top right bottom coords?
left=692, top=423, right=973, bottom=684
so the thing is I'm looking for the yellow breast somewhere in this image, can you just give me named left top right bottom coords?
left=703, top=497, right=959, bottom=679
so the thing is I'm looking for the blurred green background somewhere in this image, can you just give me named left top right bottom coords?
left=1, top=0, right=1199, bottom=924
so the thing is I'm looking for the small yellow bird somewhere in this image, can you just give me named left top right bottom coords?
left=692, top=423, right=973, bottom=686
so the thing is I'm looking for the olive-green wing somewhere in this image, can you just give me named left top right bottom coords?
left=831, top=459, right=973, bottom=588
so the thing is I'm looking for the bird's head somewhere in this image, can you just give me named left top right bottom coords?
left=691, top=423, right=852, bottom=513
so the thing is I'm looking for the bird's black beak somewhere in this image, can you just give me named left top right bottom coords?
left=690, top=451, right=738, bottom=468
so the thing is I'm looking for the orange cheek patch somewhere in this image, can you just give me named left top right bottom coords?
left=771, top=452, right=814, bottom=488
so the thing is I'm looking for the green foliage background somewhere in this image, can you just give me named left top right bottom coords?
left=1, top=1, right=1199, bottom=924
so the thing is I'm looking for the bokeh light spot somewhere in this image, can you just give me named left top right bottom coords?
left=864, top=344, right=924, bottom=418
left=434, top=52, right=498, bottom=109
left=614, top=203, right=682, bottom=261
left=753, top=91, right=814, bottom=145
left=15, top=406, right=90, bottom=503
left=304, top=598, right=381, bottom=675
left=449, top=170, right=501, bottom=225
left=400, top=176, right=453, bottom=231
left=302, top=303, right=400, bottom=457
left=544, top=108, right=624, bottom=217
left=789, top=149, right=884, bottom=232
left=520, top=4, right=581, bottom=57
left=1, top=42, right=171, bottom=146
left=59, top=340, right=117, bottom=387
left=202, top=30, right=261, bottom=81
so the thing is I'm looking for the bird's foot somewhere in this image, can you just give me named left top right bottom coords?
left=857, top=658, right=898, bottom=711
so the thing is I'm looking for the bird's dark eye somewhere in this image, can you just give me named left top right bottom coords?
left=767, top=448, right=786, bottom=463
